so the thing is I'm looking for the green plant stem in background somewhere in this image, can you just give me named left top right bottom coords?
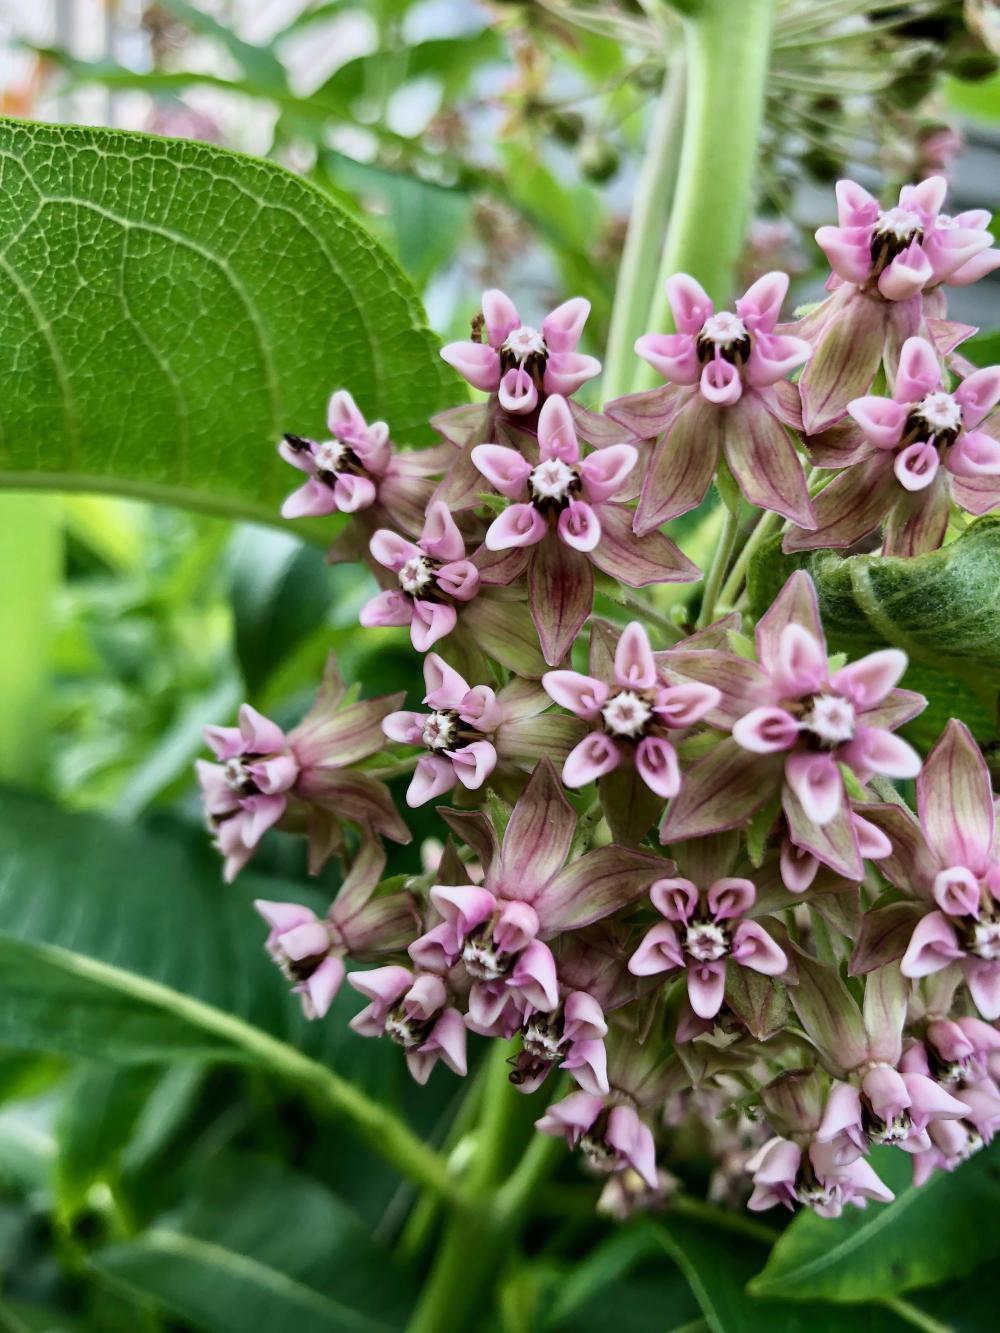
left=720, top=508, right=783, bottom=608
left=601, top=56, right=685, bottom=402
left=696, top=503, right=739, bottom=628
left=636, top=0, right=776, bottom=390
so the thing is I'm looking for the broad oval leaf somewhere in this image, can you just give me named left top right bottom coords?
left=748, top=1144, right=1000, bottom=1303
left=0, top=118, right=461, bottom=533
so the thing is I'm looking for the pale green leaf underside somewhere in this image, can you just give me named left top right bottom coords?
left=0, top=118, right=462, bottom=532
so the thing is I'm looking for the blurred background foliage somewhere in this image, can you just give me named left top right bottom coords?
left=0, top=2, right=1000, bottom=1330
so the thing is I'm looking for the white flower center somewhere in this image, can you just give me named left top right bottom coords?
left=795, top=1180, right=839, bottom=1209
left=701, top=311, right=748, bottom=346
left=917, top=391, right=962, bottom=433
left=399, top=555, right=433, bottom=595
left=579, top=1132, right=618, bottom=1173
left=384, top=1011, right=424, bottom=1049
left=522, top=1014, right=563, bottom=1061
left=602, top=689, right=653, bottom=738
left=223, top=757, right=254, bottom=791
left=503, top=325, right=546, bottom=361
left=684, top=922, right=728, bottom=963
left=462, top=937, right=507, bottom=982
left=802, top=695, right=856, bottom=745
left=313, top=439, right=347, bottom=472
left=972, top=920, right=1000, bottom=961
left=529, top=457, right=577, bottom=501
left=867, top=1111, right=911, bottom=1145
left=877, top=206, right=922, bottom=241
left=421, top=711, right=456, bottom=750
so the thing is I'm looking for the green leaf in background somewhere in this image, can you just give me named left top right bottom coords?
left=0, top=118, right=461, bottom=534
left=749, top=1144, right=1000, bottom=1303
left=0, top=788, right=391, bottom=1082
left=747, top=517, right=1000, bottom=749
left=959, top=329, right=1000, bottom=368
left=91, top=1153, right=413, bottom=1333
left=653, top=1216, right=912, bottom=1333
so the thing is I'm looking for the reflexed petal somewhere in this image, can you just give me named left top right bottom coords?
left=634, top=395, right=721, bottom=533
left=755, top=571, right=825, bottom=675
left=732, top=706, right=800, bottom=754
left=563, top=733, right=621, bottom=787
left=731, top=921, right=788, bottom=975
left=724, top=395, right=815, bottom=528
left=441, top=340, right=501, bottom=392
left=665, top=273, right=713, bottom=333
left=687, top=961, right=727, bottom=1019
left=635, top=735, right=680, bottom=798
left=952, top=474, right=1000, bottom=516
left=407, top=755, right=457, bottom=807
left=628, top=921, right=684, bottom=975
left=799, top=290, right=887, bottom=433
left=918, top=719, right=994, bottom=868
left=883, top=475, right=950, bottom=556
left=785, top=752, right=843, bottom=826
left=529, top=535, right=594, bottom=667
left=783, top=454, right=894, bottom=553
left=535, top=844, right=663, bottom=933
left=614, top=621, right=657, bottom=689
left=661, top=738, right=779, bottom=841
left=499, top=756, right=576, bottom=895
left=847, top=395, right=907, bottom=448
left=589, top=503, right=700, bottom=587
left=471, top=444, right=532, bottom=498
left=901, top=911, right=964, bottom=977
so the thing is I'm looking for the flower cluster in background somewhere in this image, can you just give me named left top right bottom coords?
left=199, top=173, right=1000, bottom=1221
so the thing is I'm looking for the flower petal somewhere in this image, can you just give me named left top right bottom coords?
left=635, top=735, right=680, bottom=798
left=918, top=719, right=994, bottom=869
left=471, top=444, right=532, bottom=498
left=722, top=394, right=815, bottom=528
left=628, top=921, right=684, bottom=976
left=440, top=340, right=501, bottom=392
left=529, top=536, right=594, bottom=667
left=498, top=756, right=576, bottom=895
left=562, top=733, right=620, bottom=787
left=785, top=751, right=843, bottom=826
left=558, top=500, right=602, bottom=552
left=901, top=911, right=964, bottom=978
left=893, top=336, right=942, bottom=403
left=614, top=621, right=657, bottom=689
left=634, top=395, right=721, bottom=533
left=732, top=921, right=788, bottom=976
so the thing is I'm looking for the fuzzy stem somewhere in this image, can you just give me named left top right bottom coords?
left=601, top=57, right=685, bottom=402
left=696, top=502, right=739, bottom=628
left=719, top=508, right=782, bottom=608
left=636, top=0, right=776, bottom=390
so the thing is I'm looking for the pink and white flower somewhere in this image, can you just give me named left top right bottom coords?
left=817, top=1063, right=969, bottom=1161
left=347, top=965, right=468, bottom=1084
left=746, top=1135, right=894, bottom=1217
left=786, top=336, right=1000, bottom=557
left=606, top=271, right=815, bottom=533
left=360, top=501, right=481, bottom=652
left=628, top=876, right=787, bottom=1020
left=535, top=1091, right=658, bottom=1188
left=471, top=395, right=697, bottom=665
left=441, top=290, right=600, bottom=415
left=542, top=621, right=720, bottom=799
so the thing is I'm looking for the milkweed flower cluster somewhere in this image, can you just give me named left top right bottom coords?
left=198, top=175, right=1000, bottom=1225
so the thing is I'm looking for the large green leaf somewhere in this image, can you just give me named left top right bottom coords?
left=748, top=1144, right=1000, bottom=1303
left=747, top=518, right=1000, bottom=748
left=55, top=1063, right=160, bottom=1218
left=0, top=788, right=389, bottom=1080
left=91, top=1153, right=413, bottom=1333
left=0, top=118, right=461, bottom=532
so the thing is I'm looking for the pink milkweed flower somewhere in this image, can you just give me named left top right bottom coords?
left=407, top=758, right=663, bottom=1016
left=662, top=572, right=924, bottom=880
left=746, top=1135, right=894, bottom=1217
left=346, top=965, right=468, bottom=1084
left=507, top=989, right=610, bottom=1095
left=779, top=811, right=892, bottom=894
left=796, top=177, right=998, bottom=432
left=910, top=1017, right=1000, bottom=1087
left=628, top=876, right=787, bottom=1020
left=817, top=1063, right=969, bottom=1162
left=535, top=1091, right=658, bottom=1189
left=911, top=1115, right=991, bottom=1186
left=198, top=706, right=300, bottom=882
left=441, top=289, right=600, bottom=416
left=866, top=721, right=1000, bottom=1020
left=786, top=336, right=1000, bottom=557
left=605, top=271, right=815, bottom=534
left=471, top=395, right=698, bottom=665
left=199, top=657, right=411, bottom=881
left=543, top=620, right=720, bottom=798
left=279, top=388, right=453, bottom=536
left=253, top=843, right=415, bottom=1020
left=360, top=501, right=480, bottom=652
left=383, top=653, right=583, bottom=807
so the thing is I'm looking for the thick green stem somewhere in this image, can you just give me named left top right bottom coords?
left=636, top=0, right=776, bottom=390
left=719, top=508, right=782, bottom=608
left=601, top=58, right=685, bottom=402
left=696, top=502, right=739, bottom=629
